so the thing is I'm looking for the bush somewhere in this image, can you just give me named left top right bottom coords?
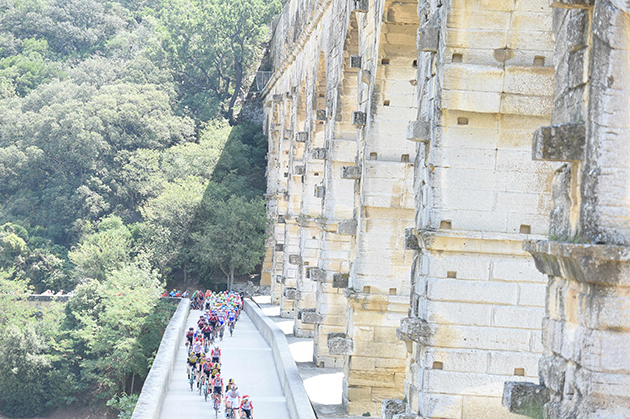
left=107, top=393, right=139, bottom=419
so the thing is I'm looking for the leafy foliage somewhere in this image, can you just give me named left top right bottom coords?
left=0, top=0, right=275, bottom=414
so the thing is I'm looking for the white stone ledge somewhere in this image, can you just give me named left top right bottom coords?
left=415, top=229, right=546, bottom=256
left=243, top=300, right=317, bottom=419
left=131, top=298, right=190, bottom=419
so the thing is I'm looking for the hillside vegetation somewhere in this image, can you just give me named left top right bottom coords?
left=0, top=0, right=279, bottom=416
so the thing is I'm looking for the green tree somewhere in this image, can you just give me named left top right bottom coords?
left=192, top=195, right=267, bottom=289
left=155, top=0, right=280, bottom=121
left=68, top=216, right=133, bottom=282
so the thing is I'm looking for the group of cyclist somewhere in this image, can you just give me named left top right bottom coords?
left=185, top=290, right=252, bottom=419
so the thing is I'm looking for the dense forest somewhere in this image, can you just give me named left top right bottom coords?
left=0, top=0, right=279, bottom=416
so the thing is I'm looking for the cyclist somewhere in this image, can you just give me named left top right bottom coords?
left=187, top=352, right=198, bottom=378
left=211, top=345, right=221, bottom=364
left=211, top=361, right=221, bottom=379
left=228, top=310, right=236, bottom=336
left=240, top=395, right=253, bottom=419
left=226, top=384, right=240, bottom=404
left=212, top=372, right=224, bottom=404
left=225, top=386, right=240, bottom=419
left=225, top=378, right=235, bottom=393
left=185, top=327, right=194, bottom=353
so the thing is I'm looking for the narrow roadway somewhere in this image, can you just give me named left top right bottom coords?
left=160, top=309, right=291, bottom=419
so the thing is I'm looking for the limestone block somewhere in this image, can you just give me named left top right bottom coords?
left=295, top=131, right=309, bottom=142
left=500, top=93, right=553, bottom=117
left=351, top=55, right=362, bottom=68
left=341, top=165, right=362, bottom=179
left=382, top=399, right=406, bottom=419
left=312, top=147, right=327, bottom=159
left=315, top=109, right=327, bottom=121
left=502, top=382, right=549, bottom=419
left=300, top=308, right=323, bottom=324
left=352, top=111, right=367, bottom=126
left=503, top=66, right=555, bottom=97
left=351, top=0, right=368, bottom=13
left=306, top=267, right=327, bottom=281
left=314, top=185, right=325, bottom=198
left=337, top=220, right=357, bottom=235
left=425, top=300, right=492, bottom=327
left=425, top=370, right=529, bottom=397
left=418, top=16, right=439, bottom=52
left=272, top=94, right=283, bottom=102
left=289, top=254, right=301, bottom=265
left=406, top=120, right=430, bottom=142
left=398, top=317, right=434, bottom=345
left=549, top=0, right=593, bottom=8
left=428, top=279, right=519, bottom=305
left=417, top=394, right=464, bottom=418
left=294, top=165, right=305, bottom=175
left=532, top=122, right=585, bottom=162
left=333, top=273, right=349, bottom=288
left=328, top=335, right=354, bottom=355
left=442, top=64, right=504, bottom=93
left=392, top=412, right=419, bottom=419
left=518, top=283, right=547, bottom=307
left=424, top=348, right=489, bottom=374
left=404, top=228, right=420, bottom=250
left=284, top=287, right=299, bottom=301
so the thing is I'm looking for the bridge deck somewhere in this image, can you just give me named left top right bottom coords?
left=159, top=309, right=291, bottom=419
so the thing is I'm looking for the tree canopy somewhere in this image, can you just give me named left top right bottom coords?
left=0, top=0, right=277, bottom=415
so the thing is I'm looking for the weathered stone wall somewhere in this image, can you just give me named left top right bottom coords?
left=258, top=0, right=630, bottom=418
left=399, top=1, right=557, bottom=418
left=502, top=2, right=630, bottom=419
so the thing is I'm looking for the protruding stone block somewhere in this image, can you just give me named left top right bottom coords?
left=502, top=382, right=549, bottom=419
left=283, top=129, right=293, bottom=140
left=294, top=166, right=305, bottom=176
left=382, top=399, right=406, bottom=419
left=398, top=317, right=433, bottom=345
left=295, top=131, right=309, bottom=142
left=300, top=308, right=323, bottom=324
left=532, top=122, right=585, bottom=162
left=406, top=120, right=430, bottom=142
left=337, top=219, right=357, bottom=235
left=404, top=228, right=420, bottom=250
left=350, top=55, right=362, bottom=68
left=275, top=275, right=282, bottom=284
left=341, top=165, right=361, bottom=180
left=277, top=216, right=286, bottom=224
left=314, top=185, right=325, bottom=198
left=307, top=267, right=326, bottom=281
left=328, top=334, right=354, bottom=355
left=351, top=0, right=368, bottom=13
left=315, top=109, right=327, bottom=121
left=312, top=148, right=327, bottom=159
left=418, top=17, right=439, bottom=52
left=352, top=111, right=367, bottom=126
left=275, top=243, right=284, bottom=252
left=289, top=254, right=302, bottom=265
left=549, top=0, right=593, bottom=9
left=284, top=287, right=299, bottom=300
left=272, top=94, right=283, bottom=102
left=333, top=273, right=349, bottom=288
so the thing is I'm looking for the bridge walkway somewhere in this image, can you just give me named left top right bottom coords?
left=159, top=308, right=291, bottom=419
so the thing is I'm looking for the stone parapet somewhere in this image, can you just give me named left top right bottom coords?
left=132, top=299, right=189, bottom=419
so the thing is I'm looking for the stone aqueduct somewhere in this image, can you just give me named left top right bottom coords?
left=258, top=0, right=630, bottom=418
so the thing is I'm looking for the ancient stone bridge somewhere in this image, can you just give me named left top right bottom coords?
left=257, top=0, right=630, bottom=418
